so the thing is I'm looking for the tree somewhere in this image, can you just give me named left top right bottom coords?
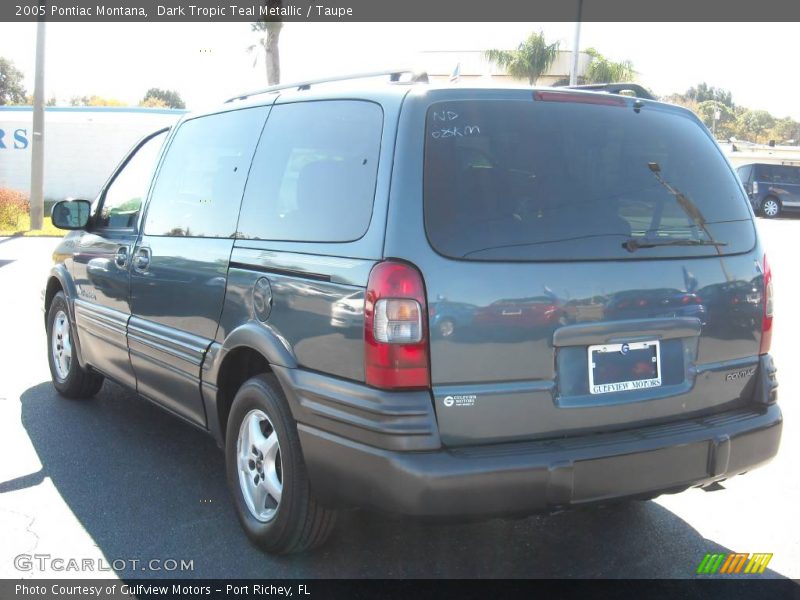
left=139, top=97, right=168, bottom=108
left=140, top=87, right=185, bottom=109
left=736, top=109, right=774, bottom=144
left=697, top=100, right=735, bottom=138
left=249, top=4, right=284, bottom=85
left=685, top=82, right=733, bottom=108
left=768, top=117, right=800, bottom=145
left=0, top=57, right=27, bottom=105
left=583, top=48, right=636, bottom=84
left=485, top=31, right=560, bottom=85
left=69, top=95, right=126, bottom=107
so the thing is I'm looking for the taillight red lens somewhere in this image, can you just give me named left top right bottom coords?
left=760, top=254, right=773, bottom=354
left=364, top=261, right=430, bottom=389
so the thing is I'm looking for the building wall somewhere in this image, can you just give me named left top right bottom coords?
left=0, top=107, right=184, bottom=201
left=719, top=143, right=800, bottom=168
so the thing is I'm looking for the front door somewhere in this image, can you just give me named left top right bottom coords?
left=128, top=106, right=269, bottom=425
left=70, top=129, right=168, bottom=387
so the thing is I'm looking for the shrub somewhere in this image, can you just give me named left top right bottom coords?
left=0, top=188, right=30, bottom=229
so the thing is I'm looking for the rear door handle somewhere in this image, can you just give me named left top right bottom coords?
left=133, top=247, right=151, bottom=272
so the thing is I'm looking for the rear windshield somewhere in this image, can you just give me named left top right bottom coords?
left=423, top=98, right=755, bottom=261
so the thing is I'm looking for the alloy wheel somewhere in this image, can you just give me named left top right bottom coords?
left=51, top=310, right=72, bottom=381
left=237, top=409, right=283, bottom=522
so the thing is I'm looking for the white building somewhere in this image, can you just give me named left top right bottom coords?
left=0, top=106, right=184, bottom=202
left=719, top=142, right=800, bottom=168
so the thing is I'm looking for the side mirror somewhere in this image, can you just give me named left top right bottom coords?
left=51, top=199, right=91, bottom=230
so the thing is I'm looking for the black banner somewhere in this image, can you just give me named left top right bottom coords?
left=3, top=579, right=800, bottom=600
left=5, top=0, right=800, bottom=22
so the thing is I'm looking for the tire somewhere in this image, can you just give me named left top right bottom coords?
left=46, top=292, right=104, bottom=399
left=225, top=374, right=337, bottom=554
left=761, top=197, right=781, bottom=218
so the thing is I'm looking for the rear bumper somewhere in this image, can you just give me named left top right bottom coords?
left=297, top=403, right=782, bottom=518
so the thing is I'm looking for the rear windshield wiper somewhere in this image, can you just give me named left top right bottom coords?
left=623, top=237, right=728, bottom=253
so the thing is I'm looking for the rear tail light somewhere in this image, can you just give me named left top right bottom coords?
left=364, top=261, right=430, bottom=389
left=760, top=254, right=773, bottom=354
left=374, top=299, right=422, bottom=343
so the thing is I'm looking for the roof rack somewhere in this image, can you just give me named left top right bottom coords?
left=559, top=82, right=655, bottom=100
left=224, top=69, right=429, bottom=103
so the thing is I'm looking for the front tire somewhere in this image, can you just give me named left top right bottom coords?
left=46, top=292, right=104, bottom=399
left=761, top=197, right=781, bottom=218
left=225, top=374, right=337, bottom=554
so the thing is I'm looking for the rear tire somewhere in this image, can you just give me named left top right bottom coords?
left=46, top=292, right=104, bottom=399
left=225, top=373, right=337, bottom=554
left=761, top=197, right=781, bottom=218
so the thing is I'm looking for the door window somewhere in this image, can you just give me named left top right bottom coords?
left=96, top=130, right=167, bottom=230
left=143, top=107, right=268, bottom=238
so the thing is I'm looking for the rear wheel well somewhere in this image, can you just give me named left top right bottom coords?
left=44, top=278, right=63, bottom=324
left=216, top=347, right=272, bottom=441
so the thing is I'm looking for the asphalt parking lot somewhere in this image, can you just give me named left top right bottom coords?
left=0, top=220, right=797, bottom=580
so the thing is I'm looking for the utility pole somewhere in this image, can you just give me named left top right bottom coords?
left=569, top=0, right=583, bottom=86
left=30, top=14, right=46, bottom=230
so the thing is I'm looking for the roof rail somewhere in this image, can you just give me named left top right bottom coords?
left=224, top=69, right=429, bottom=103
left=559, top=82, right=656, bottom=100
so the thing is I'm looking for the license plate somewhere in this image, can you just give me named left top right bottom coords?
left=588, top=340, right=661, bottom=395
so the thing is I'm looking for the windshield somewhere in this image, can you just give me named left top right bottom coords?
left=423, top=98, right=755, bottom=261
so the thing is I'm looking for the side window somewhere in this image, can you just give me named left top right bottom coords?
left=143, top=107, right=268, bottom=238
left=736, top=165, right=752, bottom=184
left=775, top=166, right=800, bottom=185
left=96, top=130, right=167, bottom=230
left=237, top=100, right=383, bottom=242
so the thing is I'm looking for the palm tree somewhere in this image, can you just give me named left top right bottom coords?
left=583, top=48, right=636, bottom=84
left=248, top=8, right=283, bottom=85
left=485, top=32, right=560, bottom=85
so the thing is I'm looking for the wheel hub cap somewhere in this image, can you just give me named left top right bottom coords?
left=237, top=409, right=282, bottom=522
left=51, top=310, right=72, bottom=381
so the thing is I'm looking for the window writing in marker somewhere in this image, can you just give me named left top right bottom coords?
left=431, top=125, right=481, bottom=139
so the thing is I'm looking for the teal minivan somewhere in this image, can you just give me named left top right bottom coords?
left=44, top=74, right=781, bottom=553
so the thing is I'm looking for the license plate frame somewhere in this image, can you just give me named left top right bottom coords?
left=588, top=340, right=662, bottom=395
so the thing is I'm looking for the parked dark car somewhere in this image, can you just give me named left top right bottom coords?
left=736, top=162, right=800, bottom=217
left=429, top=299, right=476, bottom=339
left=44, top=74, right=781, bottom=554
left=604, top=288, right=707, bottom=326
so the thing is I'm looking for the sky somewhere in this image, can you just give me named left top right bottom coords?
left=1, top=22, right=798, bottom=119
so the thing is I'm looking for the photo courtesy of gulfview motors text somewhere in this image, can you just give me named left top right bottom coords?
left=0, top=0, right=799, bottom=595
left=15, top=583, right=307, bottom=597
